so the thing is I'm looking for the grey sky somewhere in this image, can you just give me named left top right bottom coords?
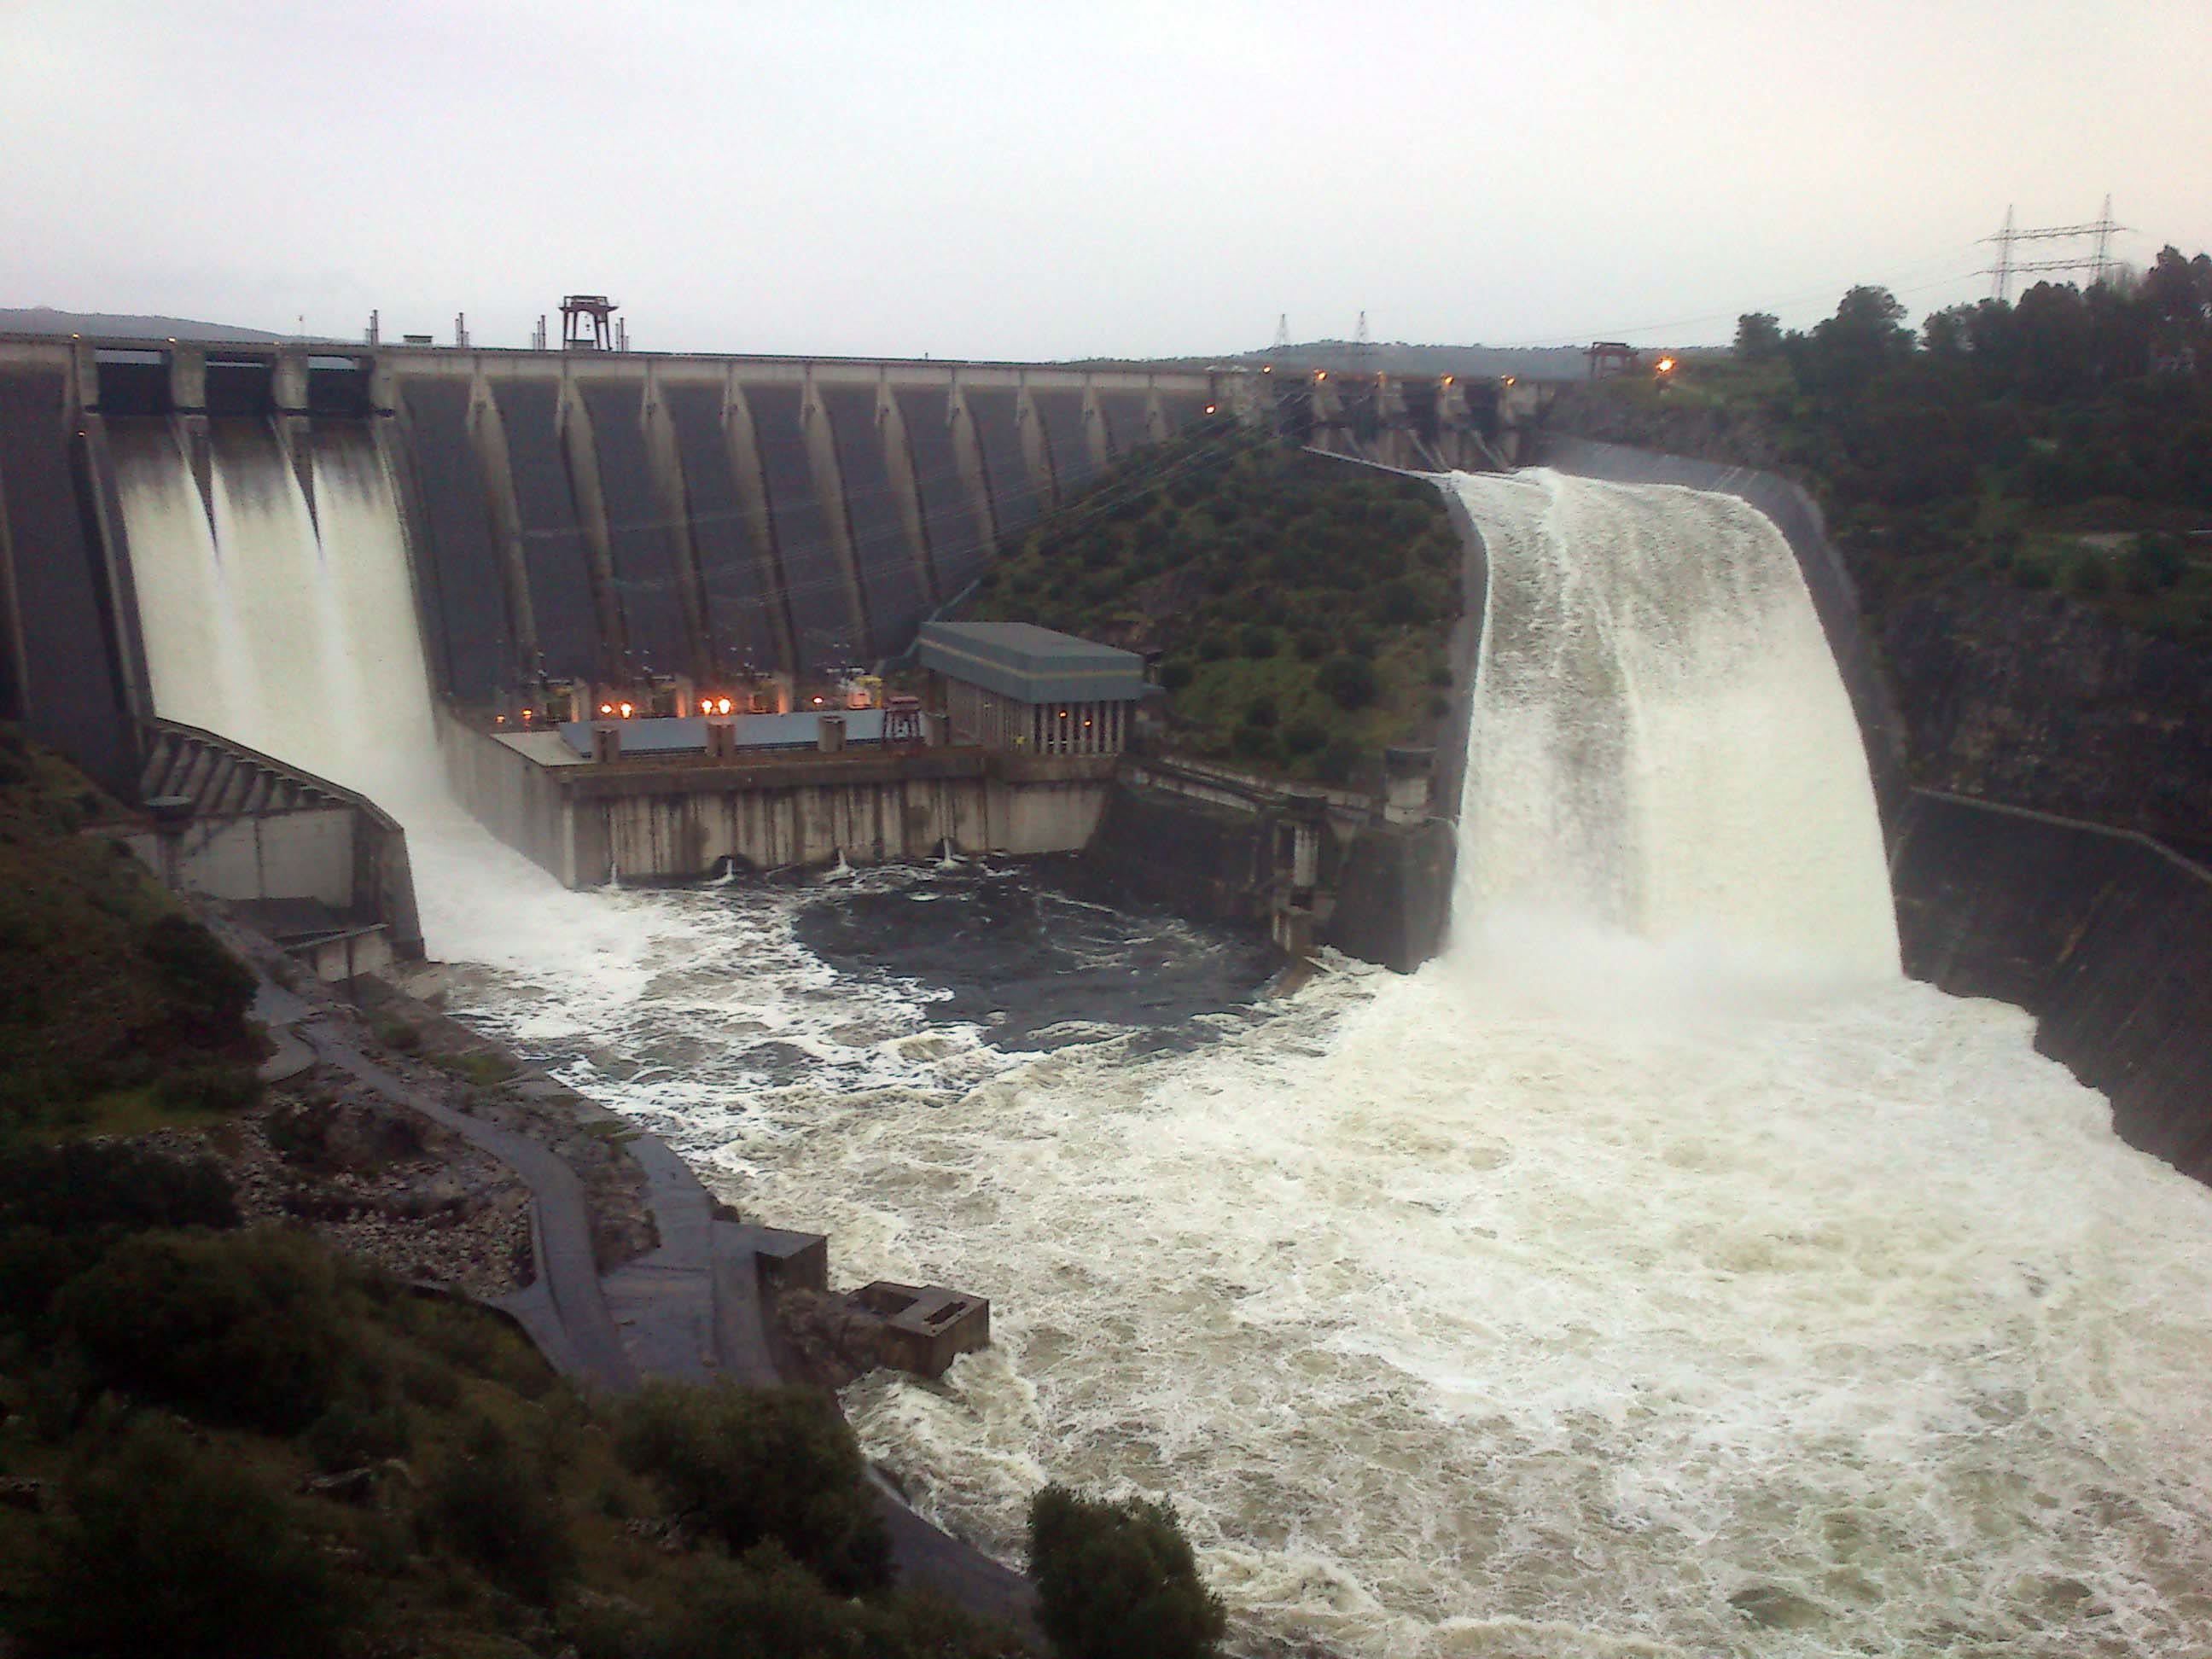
left=6, top=0, right=2208, bottom=358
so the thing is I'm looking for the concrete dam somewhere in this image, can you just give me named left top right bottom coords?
left=0, top=331, right=1516, bottom=795
left=3, top=312, right=2211, bottom=1653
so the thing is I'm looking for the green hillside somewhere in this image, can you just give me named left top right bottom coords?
left=963, top=423, right=1464, bottom=783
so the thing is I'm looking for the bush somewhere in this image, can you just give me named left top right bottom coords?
left=1244, top=695, right=1278, bottom=729
left=1160, top=658, right=1196, bottom=694
left=2124, top=532, right=2188, bottom=592
left=2069, top=555, right=2111, bottom=595
left=15, top=1418, right=351, bottom=1659
left=1027, top=1484, right=1225, bottom=1659
left=1237, top=623, right=1279, bottom=659
left=154, top=1062, right=263, bottom=1118
left=1315, top=738, right=1366, bottom=786
left=52, top=1229, right=355, bottom=1433
left=1280, top=717, right=1328, bottom=757
left=427, top=1419, right=574, bottom=1603
left=616, top=1383, right=889, bottom=1594
left=303, top=1395, right=413, bottom=1472
left=1316, top=654, right=1379, bottom=712
left=1372, top=576, right=1435, bottom=626
left=139, top=913, right=256, bottom=1053
left=0, top=1141, right=236, bottom=1237
left=372, top=1016, right=422, bottom=1053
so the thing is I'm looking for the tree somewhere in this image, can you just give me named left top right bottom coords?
left=615, top=1383, right=889, bottom=1594
left=1027, top=1485, right=1225, bottom=1659
left=2144, top=245, right=2209, bottom=326
left=1317, top=653, right=1379, bottom=712
left=51, top=1229, right=354, bottom=1433
left=1784, top=286, right=1915, bottom=399
left=15, top=1418, right=352, bottom=1659
left=1733, top=312, right=1783, bottom=360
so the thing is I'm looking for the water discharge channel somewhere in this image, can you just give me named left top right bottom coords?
left=114, top=446, right=2212, bottom=1657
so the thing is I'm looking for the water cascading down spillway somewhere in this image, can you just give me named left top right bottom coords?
left=1445, top=467, right=1898, bottom=978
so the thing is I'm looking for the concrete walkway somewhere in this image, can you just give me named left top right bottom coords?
left=256, top=982, right=1037, bottom=1635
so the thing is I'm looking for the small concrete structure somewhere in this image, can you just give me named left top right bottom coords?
left=121, top=720, right=422, bottom=966
left=845, top=1281, right=992, bottom=1379
left=733, top=1225, right=830, bottom=1295
left=917, top=621, right=1144, bottom=757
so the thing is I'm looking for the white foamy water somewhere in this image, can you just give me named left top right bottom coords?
left=116, top=439, right=2212, bottom=1656
left=1447, top=469, right=1897, bottom=978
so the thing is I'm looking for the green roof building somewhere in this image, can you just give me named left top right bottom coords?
left=917, top=621, right=1144, bottom=755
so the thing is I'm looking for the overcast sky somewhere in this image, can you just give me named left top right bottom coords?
left=6, top=0, right=2208, bottom=359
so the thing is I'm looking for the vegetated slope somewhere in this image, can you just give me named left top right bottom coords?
left=1542, top=259, right=2212, bottom=852
left=962, top=423, right=1463, bottom=783
left=0, top=731, right=1032, bottom=1659
left=0, top=728, right=263, bottom=1135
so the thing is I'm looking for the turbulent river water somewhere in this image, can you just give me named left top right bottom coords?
left=116, top=445, right=2212, bottom=1657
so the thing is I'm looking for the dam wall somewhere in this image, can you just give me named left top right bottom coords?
left=0, top=335, right=1235, bottom=789
left=0, top=329, right=1528, bottom=802
left=1891, top=789, right=2212, bottom=1181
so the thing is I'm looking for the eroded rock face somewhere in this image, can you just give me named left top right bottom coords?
left=1883, top=585, right=2212, bottom=859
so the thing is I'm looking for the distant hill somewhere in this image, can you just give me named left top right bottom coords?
left=1116, top=340, right=1594, bottom=381
left=0, top=308, right=301, bottom=343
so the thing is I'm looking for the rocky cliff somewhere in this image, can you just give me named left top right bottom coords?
left=1885, top=586, right=2212, bottom=860
left=1540, top=393, right=2212, bottom=856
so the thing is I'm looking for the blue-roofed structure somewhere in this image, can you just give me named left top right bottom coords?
left=558, top=709, right=888, bottom=757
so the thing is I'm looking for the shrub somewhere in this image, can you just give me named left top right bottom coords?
left=1195, top=632, right=1231, bottom=664
left=15, top=1418, right=351, bottom=1659
left=2069, top=555, right=2111, bottom=596
left=1237, top=623, right=1279, bottom=659
left=1316, top=654, right=1379, bottom=712
left=154, top=1062, right=263, bottom=1118
left=1027, top=1484, right=1226, bottom=1659
left=1372, top=576, right=1435, bottom=626
left=372, top=1016, right=422, bottom=1053
left=1244, top=695, right=1278, bottom=729
left=427, top=1419, right=574, bottom=1603
left=1280, top=717, right=1328, bottom=757
left=2124, top=532, right=2188, bottom=592
left=1231, top=726, right=1280, bottom=768
left=1315, top=738, right=1366, bottom=786
left=303, top=1395, right=413, bottom=1472
left=615, top=1383, right=888, bottom=1594
left=0, top=1141, right=236, bottom=1237
left=139, top=913, right=256, bottom=1053
left=52, top=1229, right=355, bottom=1433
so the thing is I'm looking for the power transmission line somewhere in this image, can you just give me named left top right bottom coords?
left=1983, top=196, right=2128, bottom=300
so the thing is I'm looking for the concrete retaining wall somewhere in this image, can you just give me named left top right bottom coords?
left=125, top=807, right=358, bottom=909
left=439, top=714, right=578, bottom=885
left=443, top=708, right=1110, bottom=886
left=1892, top=789, right=2212, bottom=1180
